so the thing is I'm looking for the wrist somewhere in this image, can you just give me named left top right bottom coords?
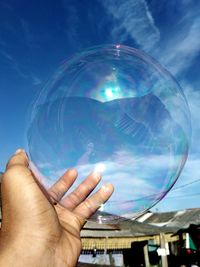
left=0, top=238, right=71, bottom=267
left=0, top=235, right=52, bottom=267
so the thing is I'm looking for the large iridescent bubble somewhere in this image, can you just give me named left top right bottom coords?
left=26, top=44, right=191, bottom=223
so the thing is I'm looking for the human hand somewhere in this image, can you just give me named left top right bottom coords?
left=0, top=150, right=114, bottom=267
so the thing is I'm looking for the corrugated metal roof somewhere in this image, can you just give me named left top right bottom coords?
left=82, top=218, right=174, bottom=238
left=82, top=208, right=200, bottom=238
left=144, top=208, right=200, bottom=229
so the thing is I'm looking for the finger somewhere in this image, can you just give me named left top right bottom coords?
left=0, top=172, right=4, bottom=183
left=60, top=172, right=101, bottom=210
left=54, top=204, right=84, bottom=233
left=1, top=150, right=55, bottom=225
left=48, top=168, right=78, bottom=203
left=6, top=150, right=52, bottom=203
left=74, top=183, right=114, bottom=221
left=6, top=149, right=29, bottom=170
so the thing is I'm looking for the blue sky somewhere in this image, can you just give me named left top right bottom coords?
left=0, top=0, right=200, bottom=213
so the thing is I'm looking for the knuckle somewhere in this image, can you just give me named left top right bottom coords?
left=49, top=189, right=59, bottom=202
left=59, top=179, right=68, bottom=189
left=84, top=199, right=96, bottom=213
left=99, top=191, right=106, bottom=202
left=79, top=183, right=87, bottom=193
left=68, top=191, right=80, bottom=206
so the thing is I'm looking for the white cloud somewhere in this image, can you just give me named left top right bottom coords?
left=182, top=82, right=200, bottom=152
left=38, top=149, right=188, bottom=204
left=101, top=0, right=160, bottom=51
left=158, top=17, right=200, bottom=76
left=101, top=0, right=200, bottom=78
left=153, top=154, right=200, bottom=211
left=181, top=155, right=200, bottom=182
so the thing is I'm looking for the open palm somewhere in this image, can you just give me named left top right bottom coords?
left=0, top=150, right=113, bottom=267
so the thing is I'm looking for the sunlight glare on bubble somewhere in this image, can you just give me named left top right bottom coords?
left=94, top=163, right=106, bottom=173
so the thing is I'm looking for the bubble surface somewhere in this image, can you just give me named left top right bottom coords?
left=26, top=44, right=191, bottom=223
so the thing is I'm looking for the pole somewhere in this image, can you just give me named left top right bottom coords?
left=160, top=233, right=168, bottom=267
left=143, top=243, right=150, bottom=267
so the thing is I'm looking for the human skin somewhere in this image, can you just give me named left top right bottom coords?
left=0, top=150, right=114, bottom=267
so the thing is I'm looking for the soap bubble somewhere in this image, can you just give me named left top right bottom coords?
left=26, top=44, right=191, bottom=223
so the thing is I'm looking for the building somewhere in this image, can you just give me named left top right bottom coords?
left=79, top=208, right=200, bottom=266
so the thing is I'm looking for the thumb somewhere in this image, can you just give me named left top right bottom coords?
left=1, top=149, right=54, bottom=227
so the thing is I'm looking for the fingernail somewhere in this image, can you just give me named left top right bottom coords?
left=102, top=184, right=112, bottom=193
left=15, top=148, right=25, bottom=155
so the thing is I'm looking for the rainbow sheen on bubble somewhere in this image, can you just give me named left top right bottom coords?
left=26, top=44, right=191, bottom=223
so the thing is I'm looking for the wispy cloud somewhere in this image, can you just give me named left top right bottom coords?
left=0, top=10, right=42, bottom=86
left=151, top=80, right=200, bottom=210
left=100, top=0, right=200, bottom=156
left=100, top=0, right=160, bottom=51
left=158, top=17, right=200, bottom=76
left=100, top=0, right=200, bottom=78
left=0, top=49, right=28, bottom=79
left=153, top=154, right=200, bottom=211
left=19, top=18, right=39, bottom=50
left=0, top=49, right=42, bottom=85
left=36, top=149, right=187, bottom=198
left=31, top=74, right=42, bottom=85
left=180, top=155, right=200, bottom=183
left=62, top=0, right=81, bottom=50
left=182, top=81, right=200, bottom=152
